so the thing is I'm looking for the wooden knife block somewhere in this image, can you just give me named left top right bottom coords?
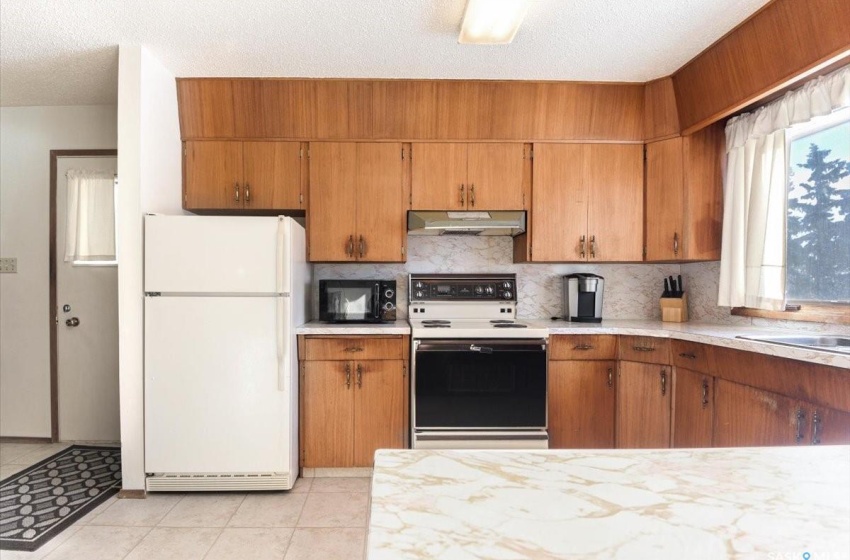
left=660, top=294, right=689, bottom=323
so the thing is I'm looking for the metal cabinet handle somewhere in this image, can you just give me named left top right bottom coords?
left=795, top=409, right=806, bottom=443
left=344, top=363, right=352, bottom=389
left=812, top=411, right=822, bottom=445
left=701, top=379, right=709, bottom=408
left=359, top=235, right=365, bottom=258
left=234, top=183, right=240, bottom=202
left=660, top=369, right=667, bottom=396
left=344, top=347, right=363, bottom=353
left=573, top=344, right=594, bottom=350
left=589, top=235, right=596, bottom=258
left=673, top=232, right=679, bottom=256
left=679, top=352, right=697, bottom=360
left=244, top=183, right=251, bottom=204
left=470, top=184, right=476, bottom=207
left=633, top=346, right=655, bottom=352
left=607, top=367, right=613, bottom=388
left=579, top=235, right=586, bottom=258
left=460, top=184, right=465, bottom=206
left=346, top=235, right=354, bottom=257
left=356, top=363, right=363, bottom=388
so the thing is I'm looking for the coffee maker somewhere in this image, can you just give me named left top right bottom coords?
left=563, top=274, right=604, bottom=322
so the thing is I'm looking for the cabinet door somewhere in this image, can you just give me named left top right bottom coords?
left=530, top=144, right=587, bottom=261
left=585, top=144, right=644, bottom=261
left=302, top=361, right=354, bottom=468
left=355, top=143, right=405, bottom=262
left=243, top=141, right=301, bottom=210
left=645, top=138, right=684, bottom=261
left=672, top=368, right=714, bottom=448
left=308, top=142, right=358, bottom=261
left=616, top=361, right=671, bottom=448
left=682, top=123, right=724, bottom=261
left=184, top=141, right=243, bottom=210
left=353, top=360, right=405, bottom=467
left=549, top=360, right=616, bottom=449
left=810, top=406, right=850, bottom=445
left=713, top=379, right=800, bottom=447
left=466, top=143, right=524, bottom=210
left=411, top=143, right=468, bottom=210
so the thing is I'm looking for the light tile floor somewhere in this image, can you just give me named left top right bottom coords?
left=1, top=443, right=370, bottom=560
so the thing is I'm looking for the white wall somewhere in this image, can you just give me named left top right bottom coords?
left=116, top=45, right=183, bottom=490
left=0, top=105, right=117, bottom=437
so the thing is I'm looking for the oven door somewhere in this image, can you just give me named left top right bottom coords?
left=413, top=339, right=547, bottom=430
left=319, top=281, right=381, bottom=323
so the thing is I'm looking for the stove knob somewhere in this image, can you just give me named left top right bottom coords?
left=503, top=291, right=512, bottom=299
left=414, top=290, right=424, bottom=299
left=414, top=281, right=425, bottom=289
left=502, top=281, right=512, bottom=289
left=485, top=285, right=495, bottom=295
left=474, top=286, right=484, bottom=295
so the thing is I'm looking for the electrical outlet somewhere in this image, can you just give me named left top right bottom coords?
left=0, top=258, right=17, bottom=273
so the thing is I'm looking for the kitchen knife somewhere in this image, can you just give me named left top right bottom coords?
left=664, top=277, right=671, bottom=297
left=677, top=275, right=684, bottom=297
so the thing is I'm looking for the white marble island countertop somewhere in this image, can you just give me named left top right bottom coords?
left=367, top=446, right=850, bottom=560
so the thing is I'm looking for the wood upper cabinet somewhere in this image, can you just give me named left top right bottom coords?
left=672, top=367, right=714, bottom=448
left=183, top=140, right=303, bottom=212
left=530, top=143, right=643, bottom=262
left=410, top=143, right=525, bottom=210
left=549, top=360, right=616, bottom=449
left=645, top=122, right=724, bottom=261
left=299, top=336, right=408, bottom=469
left=308, top=142, right=405, bottom=262
left=616, top=361, right=672, bottom=448
left=184, top=141, right=243, bottom=210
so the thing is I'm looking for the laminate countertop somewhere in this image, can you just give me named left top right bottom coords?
left=296, top=321, right=411, bottom=335
left=367, top=446, right=850, bottom=560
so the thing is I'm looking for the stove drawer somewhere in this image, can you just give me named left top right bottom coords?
left=303, top=336, right=406, bottom=361
left=550, top=335, right=617, bottom=360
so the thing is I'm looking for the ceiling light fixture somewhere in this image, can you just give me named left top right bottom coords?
left=458, top=0, right=531, bottom=45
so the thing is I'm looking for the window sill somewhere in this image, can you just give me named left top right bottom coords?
left=731, top=303, right=850, bottom=326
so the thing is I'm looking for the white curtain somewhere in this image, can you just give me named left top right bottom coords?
left=64, top=170, right=116, bottom=262
left=718, top=65, right=850, bottom=309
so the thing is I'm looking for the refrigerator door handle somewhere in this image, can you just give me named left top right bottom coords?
left=276, top=217, right=290, bottom=294
left=277, top=295, right=291, bottom=392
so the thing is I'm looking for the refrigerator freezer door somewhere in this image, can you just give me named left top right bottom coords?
left=145, top=215, right=286, bottom=294
left=145, top=296, right=294, bottom=474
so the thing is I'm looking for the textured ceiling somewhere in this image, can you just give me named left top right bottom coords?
left=0, top=0, right=772, bottom=107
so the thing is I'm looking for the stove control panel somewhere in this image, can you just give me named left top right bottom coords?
left=409, top=274, right=517, bottom=302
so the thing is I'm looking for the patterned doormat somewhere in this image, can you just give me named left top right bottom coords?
left=0, top=445, right=121, bottom=552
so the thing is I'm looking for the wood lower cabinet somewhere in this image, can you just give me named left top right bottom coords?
left=184, top=140, right=304, bottom=212
left=809, top=406, right=850, bottom=445
left=410, top=142, right=525, bottom=211
left=616, top=361, right=672, bottom=448
left=713, top=379, right=801, bottom=447
left=645, top=123, right=724, bottom=261
left=548, top=360, right=616, bottom=449
left=299, top=336, right=408, bottom=469
left=672, top=367, right=714, bottom=448
left=308, top=142, right=405, bottom=262
left=530, top=143, right=643, bottom=262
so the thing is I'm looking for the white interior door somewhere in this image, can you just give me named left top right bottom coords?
left=56, top=156, right=119, bottom=442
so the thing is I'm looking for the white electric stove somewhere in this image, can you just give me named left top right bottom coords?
left=408, top=273, right=549, bottom=450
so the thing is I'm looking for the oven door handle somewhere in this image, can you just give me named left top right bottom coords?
left=415, top=339, right=547, bottom=353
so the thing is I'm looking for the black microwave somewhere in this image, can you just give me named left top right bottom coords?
left=319, top=280, right=397, bottom=323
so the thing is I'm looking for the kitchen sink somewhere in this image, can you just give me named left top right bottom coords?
left=736, top=335, right=850, bottom=355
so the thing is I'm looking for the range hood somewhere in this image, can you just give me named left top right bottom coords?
left=407, top=211, right=526, bottom=237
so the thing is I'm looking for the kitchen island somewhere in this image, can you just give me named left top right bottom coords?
left=367, top=446, right=850, bottom=559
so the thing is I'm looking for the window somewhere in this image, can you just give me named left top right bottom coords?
left=785, top=108, right=850, bottom=304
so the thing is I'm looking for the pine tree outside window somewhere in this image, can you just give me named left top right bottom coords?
left=785, top=107, right=850, bottom=306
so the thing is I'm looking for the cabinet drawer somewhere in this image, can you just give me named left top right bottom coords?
left=549, top=335, right=618, bottom=361
left=303, top=336, right=406, bottom=361
left=618, top=336, right=671, bottom=364
left=671, top=340, right=715, bottom=374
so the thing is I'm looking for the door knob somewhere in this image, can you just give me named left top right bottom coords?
left=66, top=317, right=80, bottom=327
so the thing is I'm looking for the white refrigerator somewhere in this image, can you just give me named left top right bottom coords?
left=143, top=215, right=310, bottom=491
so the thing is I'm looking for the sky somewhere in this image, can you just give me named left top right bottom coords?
left=788, top=119, right=850, bottom=198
